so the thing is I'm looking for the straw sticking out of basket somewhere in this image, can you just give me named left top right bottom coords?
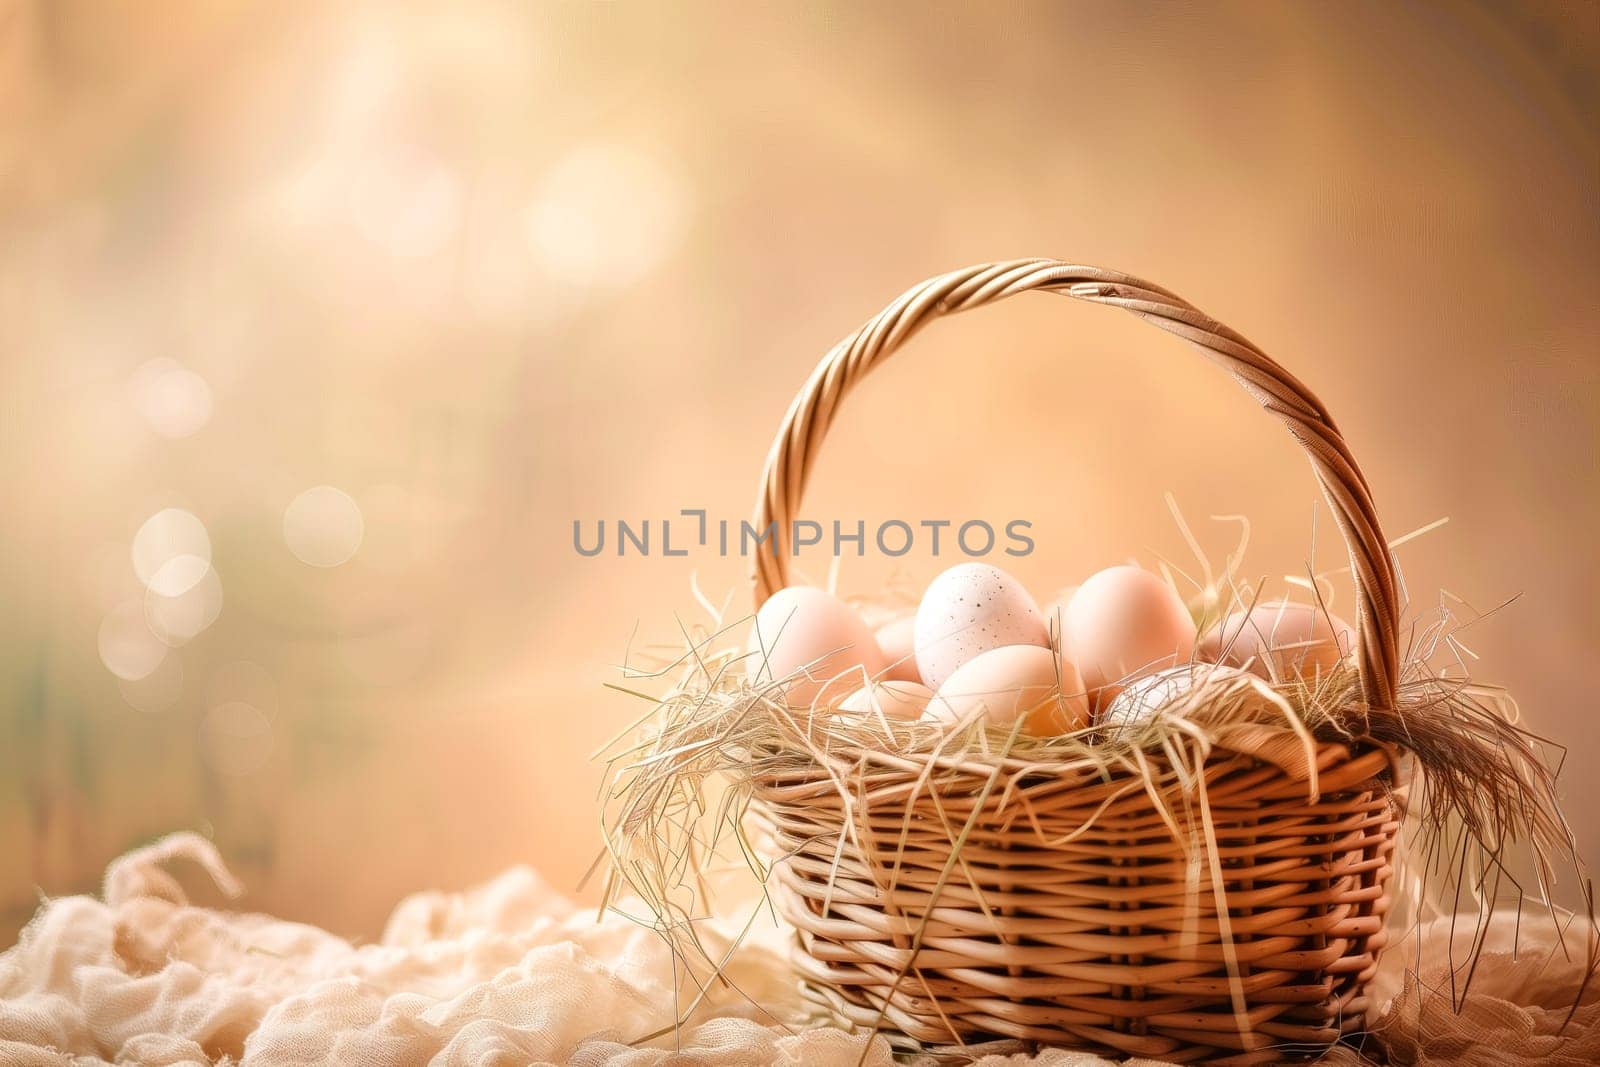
left=595, top=260, right=1594, bottom=1062
left=597, top=576, right=1584, bottom=1061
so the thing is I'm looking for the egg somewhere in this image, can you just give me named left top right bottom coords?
left=914, top=563, right=1049, bottom=692
left=839, top=680, right=934, bottom=720
left=872, top=617, right=922, bottom=683
left=1064, top=566, right=1197, bottom=708
left=1099, top=663, right=1251, bottom=742
left=1038, top=586, right=1077, bottom=643
left=1198, top=600, right=1355, bottom=682
left=746, top=586, right=886, bottom=706
left=928, top=645, right=1090, bottom=736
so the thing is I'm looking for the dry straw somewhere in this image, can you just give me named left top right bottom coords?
left=596, top=261, right=1593, bottom=1063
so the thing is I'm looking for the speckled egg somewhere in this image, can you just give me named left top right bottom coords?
left=746, top=586, right=886, bottom=706
left=928, top=644, right=1090, bottom=736
left=913, top=563, right=1049, bottom=692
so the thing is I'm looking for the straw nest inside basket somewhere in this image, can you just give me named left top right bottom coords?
left=594, top=521, right=1590, bottom=1050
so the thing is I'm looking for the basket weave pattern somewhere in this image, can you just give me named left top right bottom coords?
left=746, top=260, right=1408, bottom=1060
left=752, top=743, right=1401, bottom=1061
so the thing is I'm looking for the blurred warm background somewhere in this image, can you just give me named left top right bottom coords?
left=1, top=1, right=1595, bottom=944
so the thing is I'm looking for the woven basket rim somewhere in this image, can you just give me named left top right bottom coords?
left=747, top=728, right=1397, bottom=780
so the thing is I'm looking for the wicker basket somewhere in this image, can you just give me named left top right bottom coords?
left=746, top=260, right=1408, bottom=1062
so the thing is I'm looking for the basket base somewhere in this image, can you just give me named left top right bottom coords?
left=800, top=974, right=1368, bottom=1065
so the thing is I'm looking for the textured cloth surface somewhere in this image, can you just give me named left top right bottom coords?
left=1, top=833, right=1595, bottom=1066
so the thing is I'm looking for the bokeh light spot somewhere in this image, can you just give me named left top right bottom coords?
left=98, top=600, right=168, bottom=680
left=283, top=486, right=365, bottom=567
left=132, top=508, right=212, bottom=590
left=147, top=551, right=210, bottom=598
left=128, top=357, right=213, bottom=438
left=145, top=557, right=224, bottom=645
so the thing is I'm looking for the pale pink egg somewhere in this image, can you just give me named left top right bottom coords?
left=928, top=644, right=1090, bottom=736
left=1038, top=586, right=1077, bottom=645
left=914, top=564, right=1049, bottom=692
left=746, top=587, right=886, bottom=706
left=1198, top=600, right=1355, bottom=682
left=1064, top=566, right=1197, bottom=709
left=839, top=680, right=934, bottom=720
left=872, top=617, right=922, bottom=683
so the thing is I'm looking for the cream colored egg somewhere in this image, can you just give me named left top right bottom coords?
left=1199, top=600, right=1354, bottom=682
left=928, top=644, right=1090, bottom=736
left=914, top=564, right=1049, bottom=692
left=839, top=680, right=934, bottom=720
left=872, top=617, right=922, bottom=683
left=1065, top=566, right=1197, bottom=709
left=746, top=586, right=886, bottom=706
left=1099, top=662, right=1250, bottom=742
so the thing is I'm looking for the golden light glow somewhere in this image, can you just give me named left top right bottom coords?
left=2, top=2, right=1592, bottom=948
left=524, top=142, right=689, bottom=291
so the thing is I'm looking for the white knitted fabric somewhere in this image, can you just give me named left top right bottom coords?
left=1, top=833, right=1594, bottom=1066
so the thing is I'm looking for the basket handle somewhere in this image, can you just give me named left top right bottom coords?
left=751, top=259, right=1401, bottom=710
